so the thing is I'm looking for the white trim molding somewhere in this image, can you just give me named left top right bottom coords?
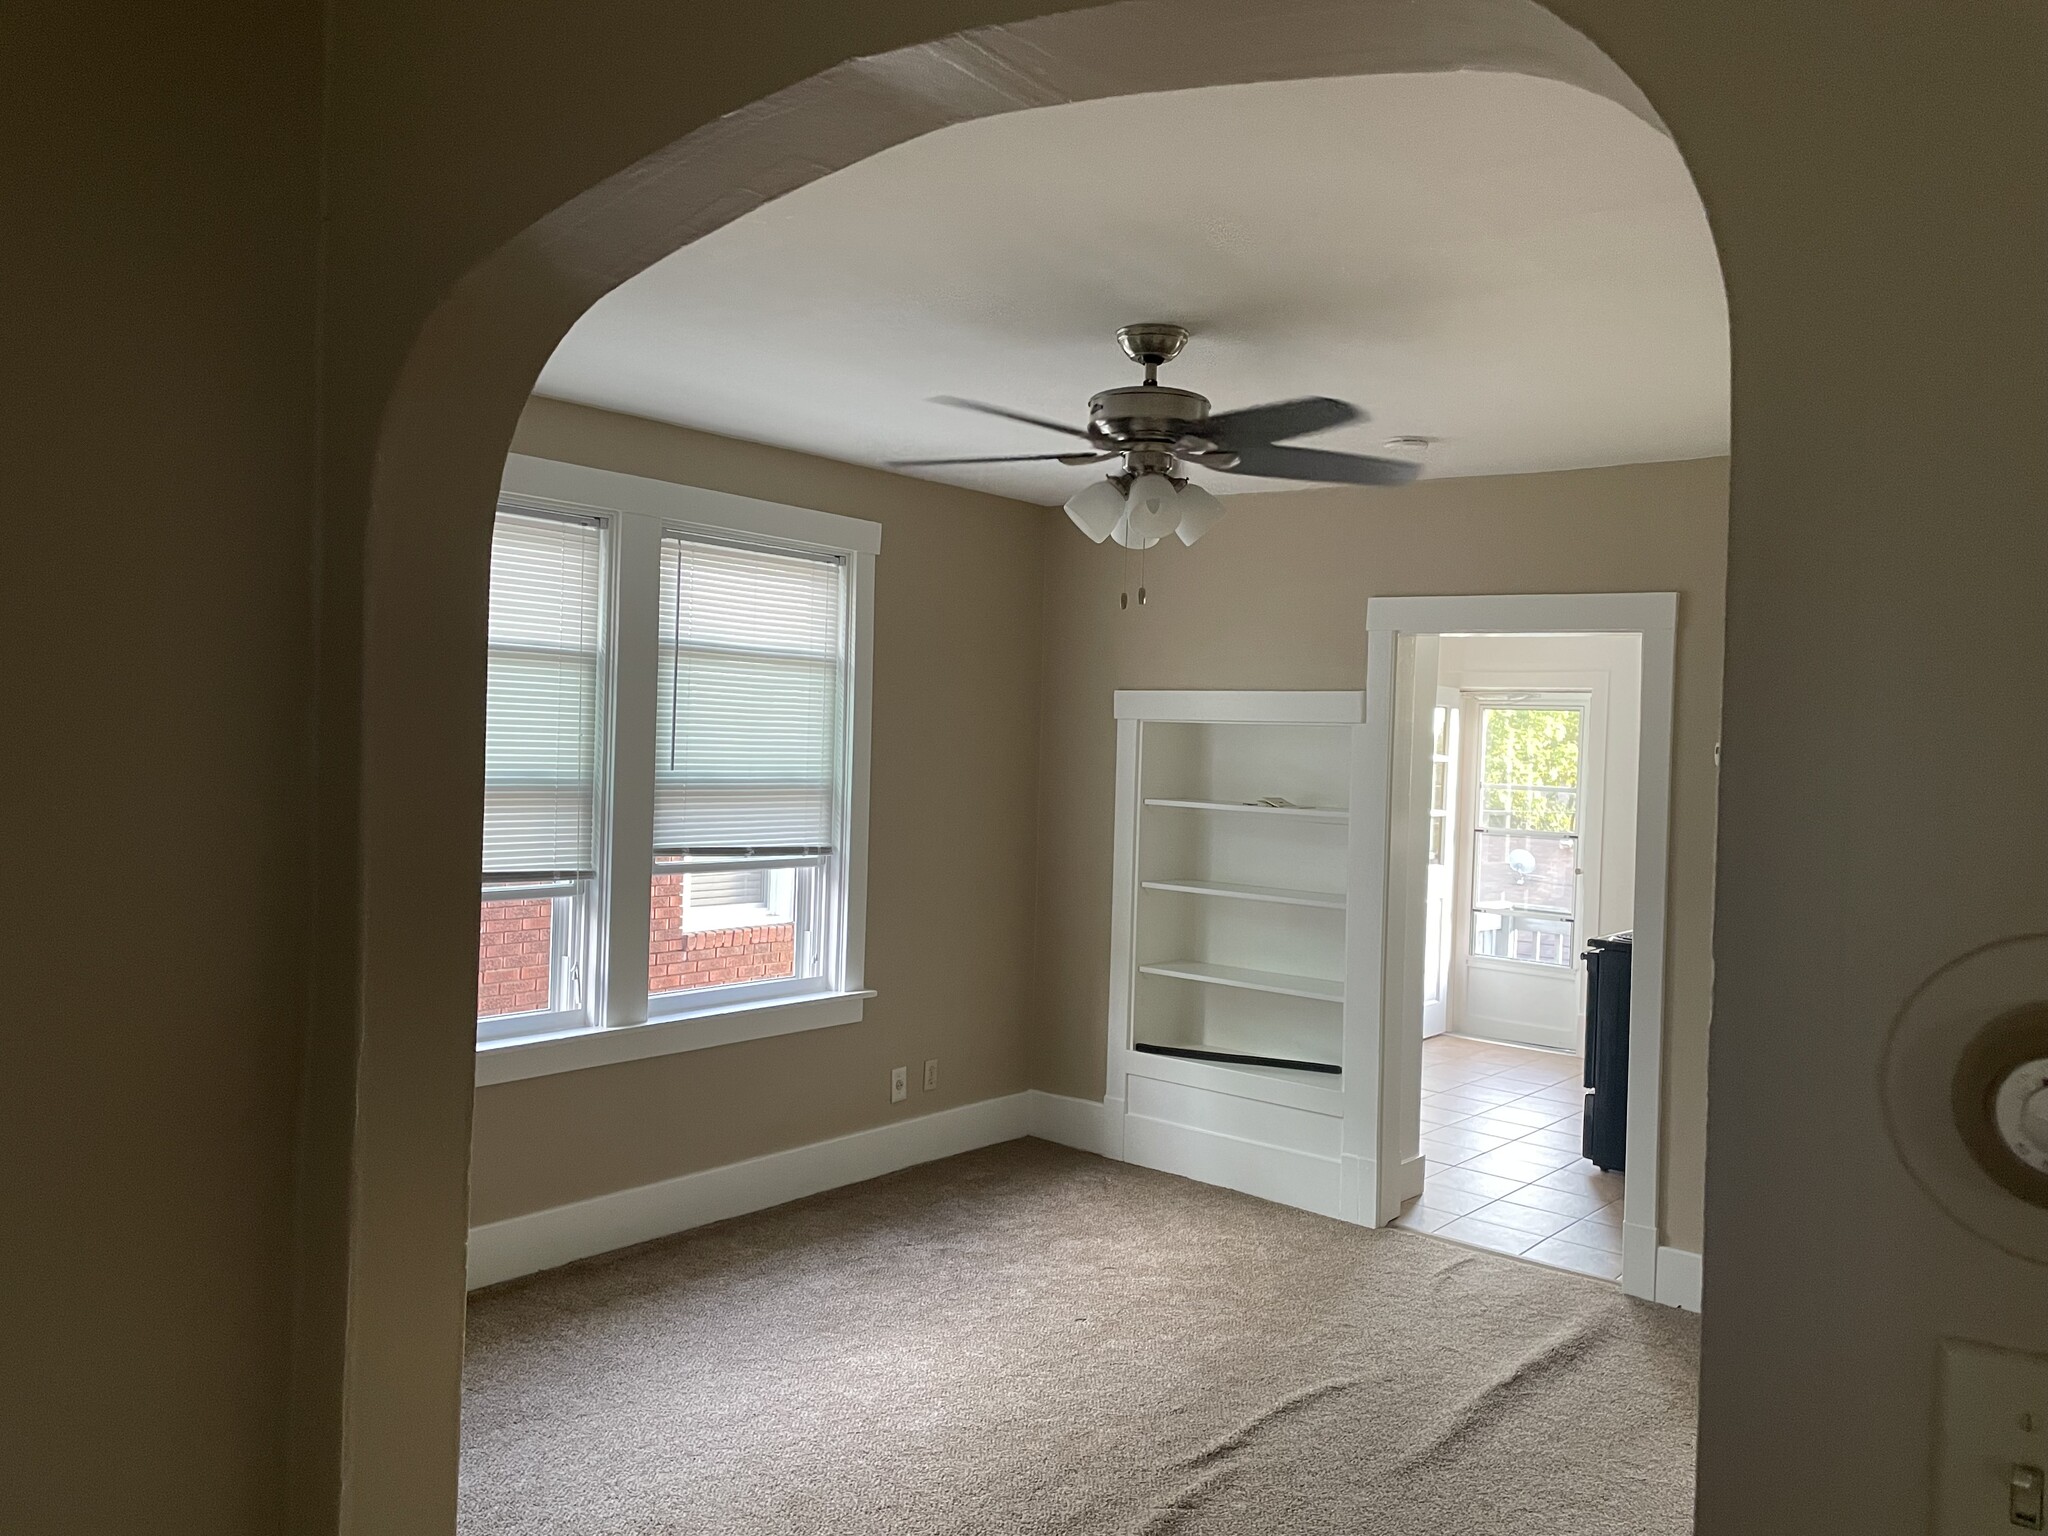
left=468, top=1092, right=1030, bottom=1289
left=1113, top=689, right=1366, bottom=724
left=478, top=452, right=882, bottom=1080
left=467, top=1090, right=1132, bottom=1288
left=1025, top=1090, right=1123, bottom=1158
left=475, top=989, right=875, bottom=1086
left=1361, top=592, right=1681, bottom=1303
left=1655, top=1246, right=1703, bottom=1312
left=502, top=453, right=884, bottom=555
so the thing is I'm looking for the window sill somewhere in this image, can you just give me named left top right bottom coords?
left=474, top=988, right=875, bottom=1086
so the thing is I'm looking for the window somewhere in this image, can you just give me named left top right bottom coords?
left=476, top=455, right=879, bottom=1081
left=648, top=534, right=845, bottom=1004
left=477, top=510, right=605, bottom=1040
left=1469, top=701, right=1584, bottom=969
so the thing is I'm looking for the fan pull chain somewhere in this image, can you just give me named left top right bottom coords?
left=1119, top=537, right=1150, bottom=610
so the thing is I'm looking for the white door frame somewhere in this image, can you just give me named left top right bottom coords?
left=1353, top=593, right=1677, bottom=1303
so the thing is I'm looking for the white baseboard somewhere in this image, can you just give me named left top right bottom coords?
left=467, top=1092, right=1030, bottom=1289
left=1025, top=1089, right=1121, bottom=1157
left=1654, top=1245, right=1703, bottom=1312
left=1121, top=1114, right=1343, bottom=1218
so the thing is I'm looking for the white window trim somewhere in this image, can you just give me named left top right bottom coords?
left=478, top=453, right=880, bottom=1082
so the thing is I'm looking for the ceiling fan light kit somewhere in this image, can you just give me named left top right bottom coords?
left=1171, top=480, right=1225, bottom=546
left=1062, top=477, right=1128, bottom=543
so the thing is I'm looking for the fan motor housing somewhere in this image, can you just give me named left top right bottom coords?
left=1088, top=385, right=1210, bottom=446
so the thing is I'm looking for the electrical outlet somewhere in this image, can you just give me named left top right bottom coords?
left=923, top=1059, right=939, bottom=1092
left=890, top=1066, right=907, bottom=1104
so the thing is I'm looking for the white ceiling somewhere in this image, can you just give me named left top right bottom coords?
left=537, top=72, right=1728, bottom=504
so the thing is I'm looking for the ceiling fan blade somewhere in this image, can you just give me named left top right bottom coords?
left=887, top=451, right=1114, bottom=467
left=930, top=396, right=1097, bottom=443
left=1199, top=396, right=1363, bottom=449
left=1210, top=443, right=1420, bottom=487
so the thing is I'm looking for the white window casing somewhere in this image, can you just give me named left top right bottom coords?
left=476, top=454, right=879, bottom=1084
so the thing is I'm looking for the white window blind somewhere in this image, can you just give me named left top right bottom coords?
left=654, top=535, right=846, bottom=857
left=481, top=510, right=604, bottom=880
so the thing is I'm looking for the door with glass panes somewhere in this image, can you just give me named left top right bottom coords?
left=1451, top=692, right=1598, bottom=1050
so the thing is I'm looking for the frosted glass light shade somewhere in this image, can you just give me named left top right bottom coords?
left=1063, top=478, right=1127, bottom=543
left=1172, top=481, right=1226, bottom=545
left=1122, top=474, right=1182, bottom=543
left=1107, top=508, right=1163, bottom=549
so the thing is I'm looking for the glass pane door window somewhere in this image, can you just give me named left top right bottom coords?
left=1470, top=703, right=1583, bottom=969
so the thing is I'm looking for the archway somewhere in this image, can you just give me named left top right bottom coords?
left=321, top=3, right=1716, bottom=1527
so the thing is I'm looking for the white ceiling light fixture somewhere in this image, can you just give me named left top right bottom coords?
left=1063, top=478, right=1126, bottom=542
left=1172, top=481, right=1226, bottom=545
left=1121, top=473, right=1182, bottom=544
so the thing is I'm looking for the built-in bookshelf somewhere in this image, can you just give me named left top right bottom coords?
left=1127, top=711, right=1353, bottom=1075
left=1104, top=691, right=1367, bottom=1216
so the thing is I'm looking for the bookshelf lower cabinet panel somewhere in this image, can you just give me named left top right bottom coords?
left=1127, top=1073, right=1343, bottom=1158
left=1123, top=1111, right=1343, bottom=1218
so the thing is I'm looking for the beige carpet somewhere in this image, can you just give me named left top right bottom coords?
left=462, top=1140, right=1697, bottom=1534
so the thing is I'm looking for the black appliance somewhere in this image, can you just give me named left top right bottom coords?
left=1581, top=932, right=1632, bottom=1172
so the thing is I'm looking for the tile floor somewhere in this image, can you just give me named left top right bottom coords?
left=1392, top=1033, right=1624, bottom=1281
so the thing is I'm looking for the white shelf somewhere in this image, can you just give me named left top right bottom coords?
left=1141, top=878, right=1345, bottom=910
left=1138, top=960, right=1343, bottom=1004
left=1143, top=797, right=1348, bottom=822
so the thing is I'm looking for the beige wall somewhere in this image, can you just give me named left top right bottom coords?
left=1, top=3, right=317, bottom=1533
left=468, top=399, right=1046, bottom=1224
left=9, top=1, right=2044, bottom=1532
left=1032, top=457, right=1726, bottom=1250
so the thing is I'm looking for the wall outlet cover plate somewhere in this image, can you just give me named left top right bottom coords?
left=1938, top=1338, right=2048, bottom=1533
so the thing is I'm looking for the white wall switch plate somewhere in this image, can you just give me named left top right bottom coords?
left=1938, top=1338, right=2048, bottom=1532
left=890, top=1066, right=907, bottom=1104
left=923, top=1059, right=938, bottom=1092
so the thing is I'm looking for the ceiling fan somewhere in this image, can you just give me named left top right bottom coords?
left=890, top=324, right=1421, bottom=548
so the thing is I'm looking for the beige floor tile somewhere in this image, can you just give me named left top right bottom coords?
left=1391, top=1202, right=1468, bottom=1234
left=1422, top=1092, right=1497, bottom=1116
left=1553, top=1217, right=1623, bottom=1254
left=1481, top=1104, right=1559, bottom=1130
left=1492, top=1183, right=1610, bottom=1219
left=1522, top=1236, right=1623, bottom=1280
left=1518, top=1128, right=1585, bottom=1153
left=1437, top=1214, right=1540, bottom=1256
left=1426, top=1165, right=1524, bottom=1200
left=1421, top=1125, right=1514, bottom=1157
left=1413, top=1181, right=1494, bottom=1217
left=1461, top=1113, right=1559, bottom=1142
left=1536, top=1165, right=1625, bottom=1202
left=1466, top=1199, right=1579, bottom=1239
left=1418, top=1136, right=1474, bottom=1166
left=1452, top=1085, right=1524, bottom=1107
left=1462, top=1145, right=1580, bottom=1180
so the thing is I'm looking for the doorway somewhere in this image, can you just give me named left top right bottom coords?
left=1355, top=593, right=1676, bottom=1303
left=1398, top=638, right=1642, bottom=1280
